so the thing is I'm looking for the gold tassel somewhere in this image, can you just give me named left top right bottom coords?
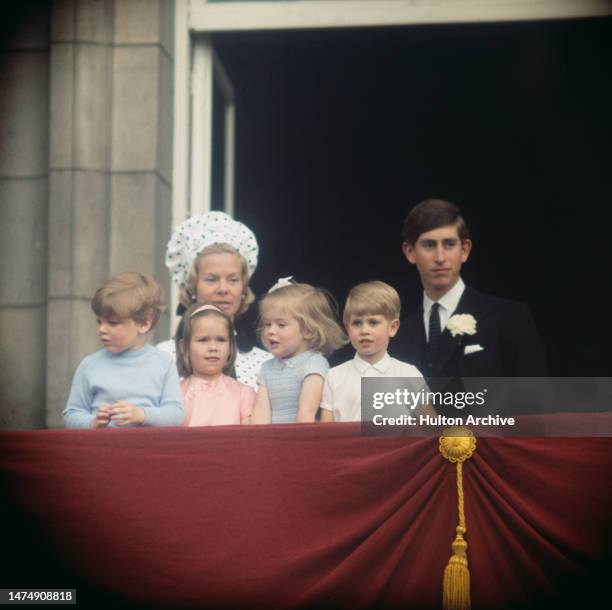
left=439, top=428, right=477, bottom=610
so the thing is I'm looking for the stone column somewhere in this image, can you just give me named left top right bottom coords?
left=0, top=2, right=50, bottom=430
left=110, top=0, right=174, bottom=337
left=46, top=0, right=115, bottom=428
left=46, top=0, right=174, bottom=428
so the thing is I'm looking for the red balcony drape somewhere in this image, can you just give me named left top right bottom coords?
left=1, top=416, right=611, bottom=609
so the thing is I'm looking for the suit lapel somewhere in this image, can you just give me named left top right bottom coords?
left=433, top=286, right=488, bottom=375
left=434, top=326, right=462, bottom=376
left=404, top=307, right=426, bottom=367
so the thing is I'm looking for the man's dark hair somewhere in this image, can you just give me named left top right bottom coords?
left=401, top=199, right=470, bottom=245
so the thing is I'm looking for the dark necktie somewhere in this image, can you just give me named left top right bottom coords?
left=425, top=302, right=441, bottom=374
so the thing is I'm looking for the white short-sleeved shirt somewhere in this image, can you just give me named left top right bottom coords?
left=321, top=352, right=424, bottom=422
left=156, top=339, right=271, bottom=391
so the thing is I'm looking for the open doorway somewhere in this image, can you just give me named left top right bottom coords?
left=208, top=18, right=612, bottom=374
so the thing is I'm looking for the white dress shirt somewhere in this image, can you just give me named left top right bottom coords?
left=321, top=352, right=424, bottom=422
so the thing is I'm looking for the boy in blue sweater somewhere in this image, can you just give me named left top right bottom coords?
left=63, top=272, right=183, bottom=429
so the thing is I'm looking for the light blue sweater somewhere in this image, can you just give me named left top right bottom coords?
left=63, top=344, right=184, bottom=429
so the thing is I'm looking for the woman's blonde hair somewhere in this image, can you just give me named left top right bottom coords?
left=259, top=282, right=347, bottom=356
left=179, top=243, right=255, bottom=316
left=176, top=304, right=237, bottom=378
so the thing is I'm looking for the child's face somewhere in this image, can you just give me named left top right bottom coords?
left=96, top=316, right=150, bottom=353
left=346, top=314, right=399, bottom=364
left=261, top=305, right=312, bottom=360
left=188, top=315, right=231, bottom=379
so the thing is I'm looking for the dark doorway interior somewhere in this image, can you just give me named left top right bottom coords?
left=212, top=18, right=612, bottom=375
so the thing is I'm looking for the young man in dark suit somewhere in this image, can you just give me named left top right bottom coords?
left=393, top=199, right=547, bottom=390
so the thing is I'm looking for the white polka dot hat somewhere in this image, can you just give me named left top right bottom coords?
left=165, top=211, right=259, bottom=289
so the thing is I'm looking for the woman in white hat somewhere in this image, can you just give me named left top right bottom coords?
left=159, top=211, right=271, bottom=389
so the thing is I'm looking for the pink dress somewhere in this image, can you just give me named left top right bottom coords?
left=181, top=375, right=255, bottom=427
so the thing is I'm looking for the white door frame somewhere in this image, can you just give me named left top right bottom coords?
left=176, top=0, right=612, bottom=224
left=189, top=0, right=612, bottom=32
left=213, top=50, right=236, bottom=217
left=170, top=0, right=612, bottom=324
left=175, top=0, right=612, bottom=227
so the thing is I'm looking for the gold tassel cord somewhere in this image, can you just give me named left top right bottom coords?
left=439, top=427, right=477, bottom=610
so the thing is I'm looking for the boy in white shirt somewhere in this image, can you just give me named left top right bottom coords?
left=320, top=281, right=428, bottom=422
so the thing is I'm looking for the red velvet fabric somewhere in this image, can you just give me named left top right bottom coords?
left=1, top=416, right=611, bottom=609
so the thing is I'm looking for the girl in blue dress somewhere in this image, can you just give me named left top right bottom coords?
left=252, top=278, right=347, bottom=424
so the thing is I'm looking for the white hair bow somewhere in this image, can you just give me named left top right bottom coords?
left=268, top=276, right=294, bottom=293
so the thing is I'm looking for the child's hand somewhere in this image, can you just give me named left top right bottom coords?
left=91, top=404, right=113, bottom=428
left=110, top=401, right=146, bottom=426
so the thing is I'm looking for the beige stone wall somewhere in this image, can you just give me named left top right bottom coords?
left=46, top=0, right=174, bottom=429
left=0, top=0, right=174, bottom=430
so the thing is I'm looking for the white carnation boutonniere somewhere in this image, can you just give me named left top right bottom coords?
left=447, top=314, right=477, bottom=337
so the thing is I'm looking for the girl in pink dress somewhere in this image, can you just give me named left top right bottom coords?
left=177, top=304, right=255, bottom=426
